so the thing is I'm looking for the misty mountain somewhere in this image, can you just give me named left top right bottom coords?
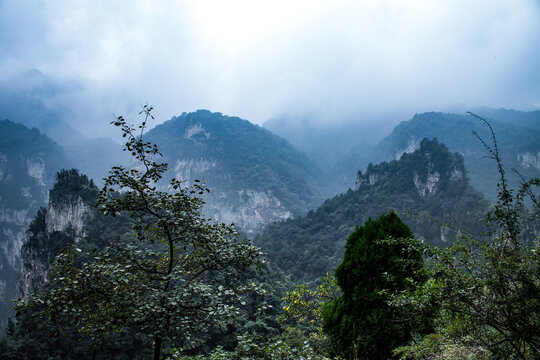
left=473, top=108, right=540, bottom=130
left=0, top=75, right=124, bottom=186
left=264, top=110, right=540, bottom=202
left=373, top=111, right=540, bottom=201
left=146, top=110, right=324, bottom=236
left=0, top=71, right=80, bottom=144
left=263, top=114, right=397, bottom=196
left=0, top=120, right=67, bottom=332
left=254, top=138, right=489, bottom=282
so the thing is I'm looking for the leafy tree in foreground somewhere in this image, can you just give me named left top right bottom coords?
left=280, top=273, right=340, bottom=331
left=322, top=211, right=432, bottom=359
left=19, top=106, right=265, bottom=360
left=393, top=113, right=539, bottom=359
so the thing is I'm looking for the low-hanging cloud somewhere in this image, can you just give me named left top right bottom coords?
left=0, top=0, right=539, bottom=137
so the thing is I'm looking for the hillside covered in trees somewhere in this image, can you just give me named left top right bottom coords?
left=146, top=110, right=325, bottom=235
left=0, top=111, right=538, bottom=360
left=254, top=138, right=489, bottom=282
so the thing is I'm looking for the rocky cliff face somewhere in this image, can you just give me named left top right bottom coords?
left=392, top=137, right=420, bottom=161
left=356, top=138, right=467, bottom=199
left=0, top=120, right=66, bottom=331
left=203, top=189, right=292, bottom=234
left=147, top=110, right=323, bottom=236
left=255, top=138, right=489, bottom=282
left=44, top=196, right=92, bottom=241
left=171, top=157, right=294, bottom=235
left=18, top=169, right=96, bottom=300
left=373, top=111, right=540, bottom=201
left=518, top=151, right=540, bottom=171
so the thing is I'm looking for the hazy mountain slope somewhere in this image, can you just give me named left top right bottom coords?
left=263, top=115, right=396, bottom=196
left=473, top=108, right=540, bottom=130
left=62, top=137, right=126, bottom=186
left=0, top=75, right=125, bottom=186
left=0, top=76, right=80, bottom=145
left=254, top=138, right=488, bottom=282
left=373, top=111, right=540, bottom=201
left=0, top=120, right=66, bottom=331
left=146, top=110, right=323, bottom=236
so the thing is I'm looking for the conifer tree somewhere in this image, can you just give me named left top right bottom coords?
left=322, top=211, right=431, bottom=359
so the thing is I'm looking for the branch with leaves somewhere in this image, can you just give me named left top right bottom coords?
left=18, top=105, right=265, bottom=360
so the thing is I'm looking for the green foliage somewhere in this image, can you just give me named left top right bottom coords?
left=146, top=109, right=323, bottom=215
left=393, top=114, right=540, bottom=359
left=24, top=207, right=47, bottom=249
left=280, top=273, right=340, bottom=331
left=274, top=274, right=341, bottom=359
left=255, top=138, right=488, bottom=282
left=375, top=111, right=540, bottom=201
left=49, top=168, right=98, bottom=204
left=169, top=331, right=335, bottom=360
left=17, top=106, right=265, bottom=360
left=322, top=212, right=432, bottom=360
left=0, top=308, right=152, bottom=360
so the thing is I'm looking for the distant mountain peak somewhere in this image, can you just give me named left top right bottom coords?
left=146, top=110, right=322, bottom=235
left=356, top=138, right=466, bottom=198
left=373, top=110, right=540, bottom=201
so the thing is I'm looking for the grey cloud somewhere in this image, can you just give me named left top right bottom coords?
left=0, top=0, right=538, bottom=137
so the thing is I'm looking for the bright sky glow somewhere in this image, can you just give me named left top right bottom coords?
left=0, top=0, right=538, bottom=136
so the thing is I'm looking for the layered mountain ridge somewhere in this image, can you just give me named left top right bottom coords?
left=254, top=138, right=489, bottom=282
left=2, top=107, right=537, bottom=333
left=373, top=111, right=540, bottom=200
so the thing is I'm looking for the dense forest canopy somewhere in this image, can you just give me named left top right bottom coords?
left=254, top=138, right=489, bottom=282
left=0, top=111, right=538, bottom=360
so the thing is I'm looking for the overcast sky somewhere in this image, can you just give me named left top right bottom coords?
left=1, top=0, right=539, bottom=137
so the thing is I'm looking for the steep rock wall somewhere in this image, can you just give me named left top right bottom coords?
left=0, top=120, right=66, bottom=330
left=170, top=159, right=293, bottom=236
left=147, top=110, right=322, bottom=236
left=18, top=169, right=96, bottom=300
left=0, top=153, right=56, bottom=331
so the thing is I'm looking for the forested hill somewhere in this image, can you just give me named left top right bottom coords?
left=254, top=138, right=489, bottom=282
left=373, top=111, right=540, bottom=201
left=146, top=110, right=323, bottom=235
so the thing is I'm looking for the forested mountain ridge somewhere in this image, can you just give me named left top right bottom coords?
left=357, top=137, right=468, bottom=198
left=264, top=110, right=540, bottom=199
left=373, top=111, right=540, bottom=200
left=146, top=110, right=324, bottom=236
left=254, top=138, right=489, bottom=282
left=0, top=120, right=66, bottom=332
left=1, top=112, right=537, bottom=359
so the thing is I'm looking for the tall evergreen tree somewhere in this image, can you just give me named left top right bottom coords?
left=323, top=211, right=431, bottom=359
